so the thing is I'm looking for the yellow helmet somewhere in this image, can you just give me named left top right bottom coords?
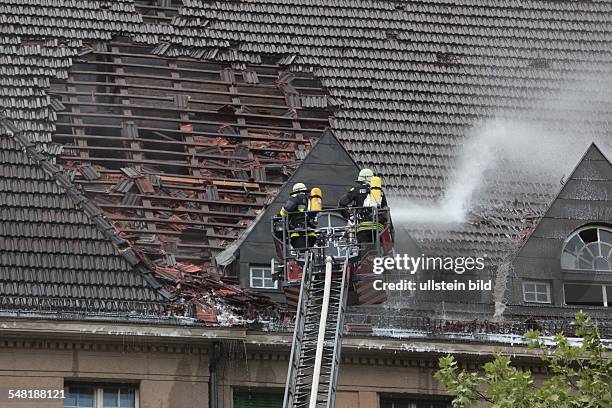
left=292, top=182, right=308, bottom=194
left=357, top=168, right=374, bottom=182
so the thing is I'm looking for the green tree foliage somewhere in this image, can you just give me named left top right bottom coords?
left=434, top=312, right=611, bottom=407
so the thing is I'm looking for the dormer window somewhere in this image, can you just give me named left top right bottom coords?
left=250, top=266, right=277, bottom=289
left=561, top=226, right=612, bottom=271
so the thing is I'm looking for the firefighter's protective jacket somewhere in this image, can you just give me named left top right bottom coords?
left=339, top=181, right=388, bottom=209
left=279, top=193, right=315, bottom=236
left=338, top=181, right=388, bottom=233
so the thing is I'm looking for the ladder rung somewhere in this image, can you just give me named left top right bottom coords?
left=284, top=254, right=350, bottom=408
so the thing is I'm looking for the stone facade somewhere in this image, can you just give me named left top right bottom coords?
left=0, top=319, right=553, bottom=408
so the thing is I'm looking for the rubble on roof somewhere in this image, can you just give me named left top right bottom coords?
left=45, top=40, right=331, bottom=322
left=50, top=41, right=331, bottom=277
left=0, top=1, right=331, bottom=323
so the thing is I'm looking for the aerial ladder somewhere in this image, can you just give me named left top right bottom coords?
left=272, top=187, right=393, bottom=408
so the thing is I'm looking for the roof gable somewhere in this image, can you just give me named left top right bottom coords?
left=225, top=129, right=360, bottom=265
left=504, top=143, right=612, bottom=309
left=524, top=143, right=612, bottom=246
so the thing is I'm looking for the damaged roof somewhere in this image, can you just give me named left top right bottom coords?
left=1, top=0, right=612, bottom=322
left=0, top=0, right=331, bottom=322
left=173, top=0, right=612, bottom=273
left=0, top=122, right=169, bottom=314
left=50, top=41, right=330, bottom=273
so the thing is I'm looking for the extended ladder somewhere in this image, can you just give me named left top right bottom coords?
left=283, top=249, right=349, bottom=408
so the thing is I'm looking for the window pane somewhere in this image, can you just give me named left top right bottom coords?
left=104, top=388, right=119, bottom=407
left=251, top=266, right=275, bottom=288
left=233, top=390, right=282, bottom=408
left=565, top=284, right=604, bottom=306
left=380, top=397, right=451, bottom=408
left=563, top=228, right=612, bottom=271
left=594, top=256, right=610, bottom=271
left=579, top=228, right=598, bottom=244
left=578, top=256, right=593, bottom=269
left=65, top=385, right=94, bottom=408
left=565, top=235, right=583, bottom=254
left=119, top=388, right=135, bottom=408
left=64, top=388, right=77, bottom=407
left=263, top=277, right=275, bottom=288
left=77, top=389, right=94, bottom=408
left=523, top=282, right=550, bottom=303
left=601, top=230, right=612, bottom=245
left=65, top=384, right=136, bottom=408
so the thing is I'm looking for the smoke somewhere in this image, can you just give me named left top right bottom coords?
left=390, top=77, right=612, bottom=227
left=390, top=119, right=573, bottom=225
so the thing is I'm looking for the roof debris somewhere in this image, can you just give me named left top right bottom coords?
left=2, top=0, right=612, bottom=329
left=45, top=42, right=331, bottom=323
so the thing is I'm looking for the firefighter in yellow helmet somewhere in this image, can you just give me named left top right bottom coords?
left=339, top=169, right=387, bottom=243
left=279, top=183, right=317, bottom=248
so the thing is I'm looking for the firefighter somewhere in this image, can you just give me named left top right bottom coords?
left=338, top=169, right=388, bottom=243
left=279, top=183, right=317, bottom=249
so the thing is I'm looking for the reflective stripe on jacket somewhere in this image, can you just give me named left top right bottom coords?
left=356, top=220, right=384, bottom=233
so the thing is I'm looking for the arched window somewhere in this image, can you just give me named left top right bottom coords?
left=561, top=226, right=612, bottom=271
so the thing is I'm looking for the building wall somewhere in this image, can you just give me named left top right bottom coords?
left=218, top=348, right=452, bottom=408
left=0, top=327, right=552, bottom=408
left=0, top=343, right=455, bottom=408
left=0, top=337, right=458, bottom=408
left=0, top=339, right=210, bottom=408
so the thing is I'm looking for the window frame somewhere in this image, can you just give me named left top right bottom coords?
left=560, top=226, right=612, bottom=272
left=64, top=383, right=139, bottom=408
left=249, top=265, right=277, bottom=290
left=233, top=387, right=284, bottom=407
left=563, top=283, right=610, bottom=307
left=379, top=395, right=452, bottom=408
left=522, top=281, right=551, bottom=304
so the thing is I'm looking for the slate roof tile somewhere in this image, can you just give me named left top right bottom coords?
left=1, top=0, right=611, bottom=317
left=175, top=0, right=612, bottom=260
left=0, top=126, right=168, bottom=314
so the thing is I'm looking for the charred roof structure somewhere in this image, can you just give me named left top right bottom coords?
left=0, top=0, right=611, bottom=329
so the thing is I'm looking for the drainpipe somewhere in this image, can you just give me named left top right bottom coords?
left=209, top=341, right=221, bottom=408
